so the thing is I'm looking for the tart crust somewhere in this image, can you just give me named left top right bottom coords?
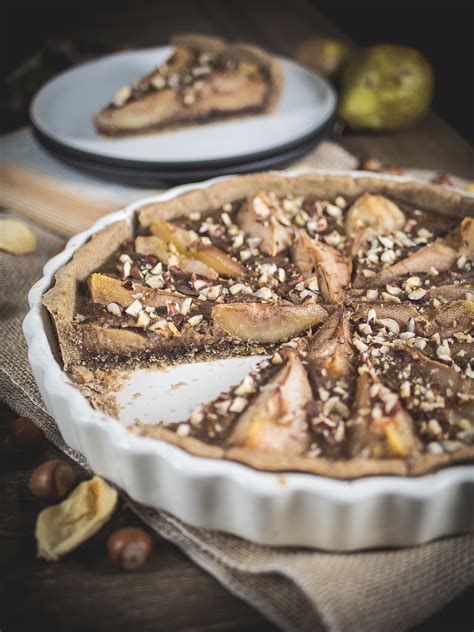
left=43, top=173, right=474, bottom=478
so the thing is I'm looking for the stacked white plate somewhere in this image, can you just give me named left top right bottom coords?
left=30, top=47, right=337, bottom=185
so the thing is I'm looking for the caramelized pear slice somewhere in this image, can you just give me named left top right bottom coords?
left=428, top=283, right=474, bottom=302
left=445, top=216, right=474, bottom=258
left=88, top=273, right=184, bottom=308
left=150, top=218, right=195, bottom=253
left=345, top=193, right=406, bottom=248
left=135, top=235, right=171, bottom=260
left=237, top=192, right=293, bottom=256
left=349, top=372, right=418, bottom=459
left=188, top=241, right=244, bottom=277
left=150, top=219, right=244, bottom=277
left=418, top=300, right=474, bottom=338
left=306, top=310, right=353, bottom=380
left=292, top=233, right=350, bottom=303
left=212, top=302, right=328, bottom=343
left=351, top=301, right=419, bottom=327
left=135, top=235, right=218, bottom=279
left=378, top=218, right=473, bottom=283
left=227, top=351, right=312, bottom=456
left=378, top=241, right=457, bottom=283
left=394, top=346, right=472, bottom=395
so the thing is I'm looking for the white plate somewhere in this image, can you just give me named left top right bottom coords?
left=30, top=47, right=336, bottom=165
left=24, top=170, right=474, bottom=550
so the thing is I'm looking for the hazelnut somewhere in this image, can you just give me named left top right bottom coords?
left=359, top=158, right=381, bottom=172
left=384, top=165, right=404, bottom=176
left=432, top=172, right=453, bottom=186
left=8, top=417, right=44, bottom=450
left=107, top=527, right=153, bottom=571
left=29, top=459, right=77, bottom=500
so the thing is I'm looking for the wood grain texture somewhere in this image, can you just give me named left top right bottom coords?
left=0, top=404, right=275, bottom=632
left=1, top=1, right=473, bottom=630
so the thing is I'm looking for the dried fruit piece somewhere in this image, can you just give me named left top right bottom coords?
left=35, top=476, right=118, bottom=561
left=227, top=350, right=312, bottom=456
left=0, top=218, right=37, bottom=254
left=212, top=302, right=328, bottom=343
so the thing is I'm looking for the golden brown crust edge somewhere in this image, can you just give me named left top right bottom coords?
left=43, top=220, right=131, bottom=369
left=132, top=424, right=474, bottom=479
left=138, top=172, right=474, bottom=227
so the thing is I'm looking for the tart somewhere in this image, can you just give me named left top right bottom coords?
left=94, top=34, right=283, bottom=137
left=43, top=173, right=474, bottom=477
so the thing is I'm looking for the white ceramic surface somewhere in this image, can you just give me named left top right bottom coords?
left=30, top=47, right=336, bottom=164
left=24, top=170, right=474, bottom=550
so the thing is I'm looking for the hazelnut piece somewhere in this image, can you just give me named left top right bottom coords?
left=107, top=527, right=153, bottom=571
left=8, top=417, right=44, bottom=450
left=29, top=459, right=77, bottom=500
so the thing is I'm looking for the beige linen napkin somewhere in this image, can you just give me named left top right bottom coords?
left=1, top=141, right=473, bottom=632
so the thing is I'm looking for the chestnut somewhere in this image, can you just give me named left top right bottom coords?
left=29, top=459, right=76, bottom=500
left=8, top=417, right=44, bottom=450
left=107, top=527, right=153, bottom=571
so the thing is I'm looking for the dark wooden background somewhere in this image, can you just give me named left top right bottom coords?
left=1, top=1, right=473, bottom=630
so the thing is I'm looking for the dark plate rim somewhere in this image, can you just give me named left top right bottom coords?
left=31, top=108, right=336, bottom=171
left=34, top=118, right=333, bottom=186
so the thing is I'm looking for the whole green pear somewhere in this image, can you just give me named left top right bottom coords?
left=338, top=44, right=434, bottom=131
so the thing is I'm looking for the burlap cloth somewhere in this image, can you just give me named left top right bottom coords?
left=1, top=141, right=473, bottom=632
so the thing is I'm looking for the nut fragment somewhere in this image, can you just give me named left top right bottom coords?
left=0, top=218, right=37, bottom=255
left=29, top=459, right=77, bottom=501
left=107, top=527, right=153, bottom=571
left=35, top=476, right=118, bottom=561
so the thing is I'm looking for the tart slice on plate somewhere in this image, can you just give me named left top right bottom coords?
left=94, top=34, right=283, bottom=137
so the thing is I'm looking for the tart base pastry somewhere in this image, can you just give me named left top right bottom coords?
left=44, top=173, right=474, bottom=477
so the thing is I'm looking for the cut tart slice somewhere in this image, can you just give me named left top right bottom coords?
left=94, top=34, right=283, bottom=137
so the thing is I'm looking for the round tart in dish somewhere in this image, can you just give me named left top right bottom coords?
left=43, top=173, right=474, bottom=479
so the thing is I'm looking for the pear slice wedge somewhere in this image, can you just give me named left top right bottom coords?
left=292, top=233, right=350, bottom=303
left=378, top=218, right=473, bottom=283
left=150, top=219, right=244, bottom=277
left=227, top=350, right=312, bottom=456
left=212, top=302, right=328, bottom=343
left=135, top=235, right=218, bottom=280
left=88, top=273, right=186, bottom=308
left=237, top=192, right=293, bottom=256
left=349, top=371, right=418, bottom=459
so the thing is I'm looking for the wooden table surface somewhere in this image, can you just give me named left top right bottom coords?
left=1, top=2, right=473, bottom=631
